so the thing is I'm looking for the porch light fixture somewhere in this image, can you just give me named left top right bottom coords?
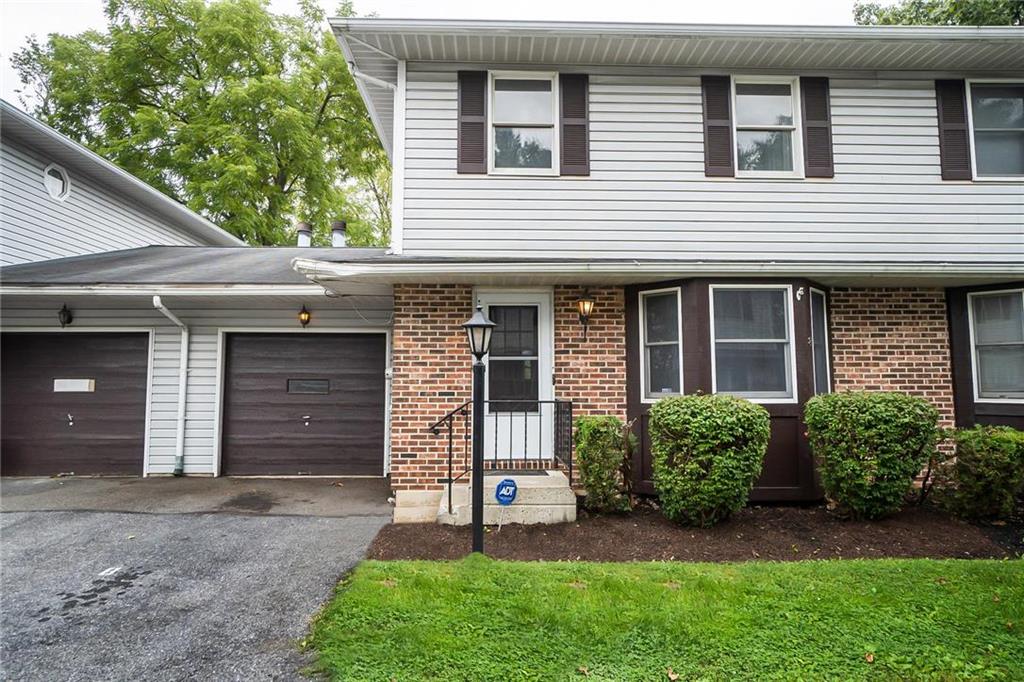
left=462, top=304, right=496, bottom=555
left=298, top=305, right=312, bottom=327
left=462, top=305, right=496, bottom=360
left=58, top=304, right=73, bottom=328
left=576, top=289, right=596, bottom=340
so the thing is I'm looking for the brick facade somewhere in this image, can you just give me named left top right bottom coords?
left=829, top=287, right=955, bottom=428
left=389, top=284, right=628, bottom=493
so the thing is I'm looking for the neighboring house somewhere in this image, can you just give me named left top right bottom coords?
left=0, top=102, right=393, bottom=478
left=293, top=19, right=1024, bottom=521
left=2, top=23, right=1022, bottom=527
left=0, top=99, right=241, bottom=264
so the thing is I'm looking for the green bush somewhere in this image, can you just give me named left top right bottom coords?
left=574, top=415, right=635, bottom=513
left=941, top=426, right=1024, bottom=520
left=648, top=394, right=770, bottom=527
left=804, top=391, right=938, bottom=520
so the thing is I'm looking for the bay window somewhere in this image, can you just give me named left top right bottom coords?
left=490, top=73, right=558, bottom=174
left=968, top=82, right=1024, bottom=179
left=640, top=289, right=683, bottom=400
left=733, top=77, right=803, bottom=177
left=711, top=286, right=796, bottom=401
left=969, top=289, right=1024, bottom=400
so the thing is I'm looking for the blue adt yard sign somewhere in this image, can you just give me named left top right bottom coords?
left=495, top=478, right=517, bottom=506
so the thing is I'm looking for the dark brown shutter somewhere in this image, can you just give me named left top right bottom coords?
left=701, top=76, right=734, bottom=177
left=800, top=77, right=834, bottom=178
left=935, top=79, right=973, bottom=180
left=559, top=73, right=590, bottom=176
left=457, top=71, right=487, bottom=174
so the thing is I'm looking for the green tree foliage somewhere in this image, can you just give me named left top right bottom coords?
left=854, top=0, right=1023, bottom=26
left=12, top=0, right=389, bottom=245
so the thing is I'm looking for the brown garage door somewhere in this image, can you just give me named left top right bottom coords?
left=1, top=333, right=149, bottom=476
left=220, top=333, right=386, bottom=476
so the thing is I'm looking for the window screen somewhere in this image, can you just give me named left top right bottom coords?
left=970, top=83, right=1024, bottom=177
left=642, top=291, right=681, bottom=399
left=712, top=287, right=793, bottom=399
left=971, top=290, right=1024, bottom=399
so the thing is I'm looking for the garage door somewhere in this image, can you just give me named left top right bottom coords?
left=220, top=333, right=386, bottom=476
left=1, top=333, right=149, bottom=476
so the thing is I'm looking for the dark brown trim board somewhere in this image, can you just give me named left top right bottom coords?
left=626, top=279, right=821, bottom=502
left=947, top=282, right=1024, bottom=430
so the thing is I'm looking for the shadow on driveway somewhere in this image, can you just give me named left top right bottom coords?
left=1, top=477, right=392, bottom=681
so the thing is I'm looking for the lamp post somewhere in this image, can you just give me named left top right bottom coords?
left=462, top=305, right=495, bottom=554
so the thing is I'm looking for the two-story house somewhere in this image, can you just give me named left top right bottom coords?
left=3, top=22, right=1021, bottom=527
left=290, top=19, right=1024, bottom=522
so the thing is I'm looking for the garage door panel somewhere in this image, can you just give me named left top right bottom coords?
left=220, top=333, right=386, bottom=476
left=1, top=333, right=148, bottom=476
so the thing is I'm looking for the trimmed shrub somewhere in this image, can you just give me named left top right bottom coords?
left=574, top=415, right=635, bottom=513
left=804, top=391, right=939, bottom=520
left=648, top=394, right=770, bottom=527
left=941, top=425, right=1024, bottom=520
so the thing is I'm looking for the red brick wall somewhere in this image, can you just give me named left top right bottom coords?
left=829, top=288, right=955, bottom=428
left=390, top=284, right=474, bottom=492
left=553, top=286, right=627, bottom=421
left=389, top=284, right=628, bottom=492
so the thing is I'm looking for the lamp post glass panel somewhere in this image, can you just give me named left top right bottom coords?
left=462, top=305, right=496, bottom=553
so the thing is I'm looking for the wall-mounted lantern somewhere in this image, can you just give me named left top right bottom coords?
left=298, top=305, right=311, bottom=327
left=576, top=289, right=596, bottom=340
left=58, top=304, right=73, bottom=328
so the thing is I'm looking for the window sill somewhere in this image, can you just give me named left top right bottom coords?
left=975, top=397, right=1024, bottom=404
left=487, top=170, right=560, bottom=178
left=970, top=176, right=1024, bottom=183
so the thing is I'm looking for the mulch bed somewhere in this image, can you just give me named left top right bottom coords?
left=369, top=504, right=1023, bottom=562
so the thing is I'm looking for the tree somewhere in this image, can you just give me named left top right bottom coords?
left=12, top=0, right=390, bottom=246
left=854, top=0, right=1023, bottom=26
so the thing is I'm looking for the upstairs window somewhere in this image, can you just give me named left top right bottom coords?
left=968, top=82, right=1024, bottom=179
left=969, top=289, right=1024, bottom=400
left=489, top=72, right=558, bottom=174
left=43, top=164, right=70, bottom=201
left=733, top=78, right=803, bottom=178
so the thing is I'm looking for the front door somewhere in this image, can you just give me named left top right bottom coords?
left=476, top=290, right=554, bottom=463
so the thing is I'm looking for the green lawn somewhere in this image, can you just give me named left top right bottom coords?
left=308, top=556, right=1024, bottom=681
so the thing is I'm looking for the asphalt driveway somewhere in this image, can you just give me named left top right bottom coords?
left=1, top=477, right=392, bottom=681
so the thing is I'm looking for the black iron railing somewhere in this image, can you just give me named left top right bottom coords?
left=429, top=399, right=573, bottom=514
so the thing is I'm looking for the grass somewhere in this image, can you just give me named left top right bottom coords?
left=308, top=556, right=1024, bottom=681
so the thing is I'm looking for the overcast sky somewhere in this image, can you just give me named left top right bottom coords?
left=1, top=0, right=859, bottom=106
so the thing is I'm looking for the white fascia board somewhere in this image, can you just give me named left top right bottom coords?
left=332, top=17, right=1024, bottom=42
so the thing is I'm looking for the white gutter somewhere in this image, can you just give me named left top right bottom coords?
left=153, top=295, right=189, bottom=477
left=0, top=284, right=339, bottom=297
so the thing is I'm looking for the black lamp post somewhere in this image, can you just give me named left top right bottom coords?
left=462, top=305, right=495, bottom=554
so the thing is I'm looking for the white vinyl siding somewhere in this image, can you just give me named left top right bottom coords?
left=400, top=65, right=1023, bottom=261
left=0, top=140, right=205, bottom=265
left=0, top=296, right=394, bottom=474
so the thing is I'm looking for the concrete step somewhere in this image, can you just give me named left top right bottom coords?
left=438, top=470, right=576, bottom=526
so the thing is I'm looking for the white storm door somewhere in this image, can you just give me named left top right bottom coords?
left=477, top=290, right=554, bottom=462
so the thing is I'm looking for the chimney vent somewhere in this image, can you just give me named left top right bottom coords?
left=295, top=221, right=312, bottom=247
left=331, top=220, right=348, bottom=247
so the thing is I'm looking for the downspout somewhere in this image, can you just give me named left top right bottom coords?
left=153, top=296, right=189, bottom=477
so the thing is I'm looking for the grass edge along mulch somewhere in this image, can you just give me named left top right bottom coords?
left=307, top=556, right=1024, bottom=682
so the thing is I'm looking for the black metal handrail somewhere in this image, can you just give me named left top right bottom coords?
left=430, top=399, right=573, bottom=514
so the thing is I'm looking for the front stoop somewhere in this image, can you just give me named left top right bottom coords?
left=437, top=470, right=577, bottom=525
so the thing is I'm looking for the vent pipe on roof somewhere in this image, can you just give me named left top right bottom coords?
left=331, top=220, right=348, bottom=247
left=295, top=221, right=312, bottom=247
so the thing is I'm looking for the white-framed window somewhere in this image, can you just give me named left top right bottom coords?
left=966, top=80, right=1024, bottom=180
left=42, top=163, right=70, bottom=201
left=710, top=284, right=797, bottom=403
left=639, top=288, right=683, bottom=402
left=488, top=71, right=559, bottom=175
left=968, top=288, right=1024, bottom=402
left=809, top=288, right=831, bottom=395
left=732, top=76, right=804, bottom=179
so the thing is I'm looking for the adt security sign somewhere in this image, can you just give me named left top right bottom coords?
left=495, top=478, right=517, bottom=506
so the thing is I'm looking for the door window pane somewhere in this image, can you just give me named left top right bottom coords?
left=970, top=83, right=1024, bottom=177
left=494, top=79, right=553, bottom=123
left=489, top=359, right=539, bottom=410
left=642, top=290, right=682, bottom=399
left=971, top=290, right=1024, bottom=399
left=488, top=305, right=540, bottom=411
left=810, top=290, right=830, bottom=395
left=712, top=287, right=793, bottom=399
left=735, top=83, right=794, bottom=126
left=489, top=305, right=538, bottom=356
left=494, top=127, right=553, bottom=169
